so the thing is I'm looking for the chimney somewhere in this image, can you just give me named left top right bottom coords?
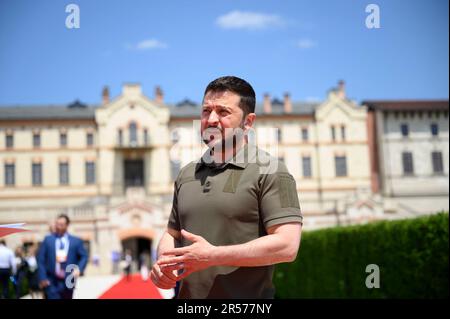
left=284, top=92, right=292, bottom=113
left=263, top=93, right=272, bottom=114
left=102, top=86, right=110, bottom=105
left=155, top=86, right=164, bottom=104
left=337, top=80, right=346, bottom=99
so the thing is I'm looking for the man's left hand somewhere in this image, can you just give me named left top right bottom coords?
left=157, top=229, right=216, bottom=280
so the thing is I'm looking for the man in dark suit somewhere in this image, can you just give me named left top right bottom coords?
left=37, top=214, right=88, bottom=299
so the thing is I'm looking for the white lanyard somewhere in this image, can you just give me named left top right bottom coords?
left=56, top=235, right=69, bottom=263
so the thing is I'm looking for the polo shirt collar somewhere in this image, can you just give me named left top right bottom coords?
left=196, top=143, right=255, bottom=171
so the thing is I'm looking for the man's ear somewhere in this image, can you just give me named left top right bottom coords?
left=244, top=113, right=256, bottom=129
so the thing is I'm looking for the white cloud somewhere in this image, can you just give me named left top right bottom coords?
left=125, top=38, right=168, bottom=51
left=216, top=10, right=285, bottom=30
left=137, top=39, right=168, bottom=50
left=296, top=39, right=316, bottom=49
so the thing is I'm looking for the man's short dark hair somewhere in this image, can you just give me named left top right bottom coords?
left=204, top=76, right=256, bottom=116
left=57, top=214, right=70, bottom=225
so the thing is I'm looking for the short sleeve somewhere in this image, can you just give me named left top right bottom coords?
left=167, top=181, right=181, bottom=231
left=259, top=162, right=303, bottom=229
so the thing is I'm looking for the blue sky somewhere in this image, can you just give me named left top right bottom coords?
left=0, top=0, right=448, bottom=106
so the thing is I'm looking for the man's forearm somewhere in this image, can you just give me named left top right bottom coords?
left=157, top=231, right=176, bottom=259
left=212, top=232, right=299, bottom=267
left=157, top=224, right=301, bottom=274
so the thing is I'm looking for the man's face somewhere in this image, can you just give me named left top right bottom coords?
left=55, top=218, right=68, bottom=235
left=201, top=90, right=246, bottom=149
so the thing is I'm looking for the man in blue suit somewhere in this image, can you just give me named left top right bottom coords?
left=37, top=214, right=88, bottom=299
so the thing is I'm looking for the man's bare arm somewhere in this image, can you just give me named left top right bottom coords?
left=158, top=222, right=302, bottom=279
left=157, top=228, right=180, bottom=258
left=150, top=228, right=181, bottom=289
left=213, top=222, right=302, bottom=267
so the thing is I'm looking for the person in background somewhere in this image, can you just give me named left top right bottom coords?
left=111, top=250, right=120, bottom=274
left=92, top=254, right=100, bottom=267
left=37, top=214, right=88, bottom=299
left=13, top=246, right=28, bottom=298
left=0, top=240, right=16, bottom=299
left=121, top=249, right=132, bottom=281
left=139, top=251, right=150, bottom=282
left=25, top=244, right=41, bottom=299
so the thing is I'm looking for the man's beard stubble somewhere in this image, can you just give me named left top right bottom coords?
left=202, top=122, right=246, bottom=156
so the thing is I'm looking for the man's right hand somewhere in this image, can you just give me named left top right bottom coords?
left=150, top=262, right=178, bottom=290
left=39, top=279, right=50, bottom=289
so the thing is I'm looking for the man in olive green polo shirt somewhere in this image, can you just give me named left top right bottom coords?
left=151, top=76, right=303, bottom=298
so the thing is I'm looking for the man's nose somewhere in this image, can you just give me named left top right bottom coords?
left=207, top=110, right=219, bottom=126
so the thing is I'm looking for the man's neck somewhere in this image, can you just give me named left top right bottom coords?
left=211, top=139, right=246, bottom=164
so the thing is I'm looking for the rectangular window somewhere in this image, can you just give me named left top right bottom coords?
left=143, top=129, right=148, bottom=145
left=400, top=123, right=409, bottom=137
left=431, top=123, right=439, bottom=137
left=4, top=164, right=15, bottom=186
left=402, top=152, right=414, bottom=175
left=171, top=130, right=180, bottom=144
left=60, top=133, right=67, bottom=147
left=59, top=162, right=69, bottom=185
left=86, top=133, right=94, bottom=147
left=33, top=133, right=41, bottom=148
left=335, top=156, right=347, bottom=177
left=331, top=126, right=336, bottom=141
left=341, top=126, right=346, bottom=141
left=6, top=135, right=13, bottom=148
left=32, top=163, right=42, bottom=186
left=301, top=128, right=309, bottom=142
left=276, top=128, right=282, bottom=142
left=117, top=129, right=123, bottom=146
left=129, top=122, right=137, bottom=145
left=302, top=156, right=312, bottom=178
left=432, top=151, right=444, bottom=174
left=85, top=161, right=96, bottom=184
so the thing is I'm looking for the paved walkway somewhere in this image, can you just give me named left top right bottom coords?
left=75, top=274, right=175, bottom=299
left=73, top=274, right=121, bottom=299
left=22, top=274, right=175, bottom=299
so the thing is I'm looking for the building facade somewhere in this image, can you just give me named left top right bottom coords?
left=0, top=82, right=448, bottom=275
left=365, top=100, right=449, bottom=215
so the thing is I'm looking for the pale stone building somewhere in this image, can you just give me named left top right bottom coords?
left=365, top=100, right=449, bottom=216
left=0, top=81, right=447, bottom=275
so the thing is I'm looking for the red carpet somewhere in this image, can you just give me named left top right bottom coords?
left=99, top=274, right=163, bottom=299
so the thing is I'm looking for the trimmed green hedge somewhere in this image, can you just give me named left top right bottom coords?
left=274, top=212, right=449, bottom=298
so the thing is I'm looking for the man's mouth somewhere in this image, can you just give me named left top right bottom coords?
left=204, top=127, right=223, bottom=139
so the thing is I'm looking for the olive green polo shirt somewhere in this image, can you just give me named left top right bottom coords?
left=167, top=144, right=303, bottom=299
